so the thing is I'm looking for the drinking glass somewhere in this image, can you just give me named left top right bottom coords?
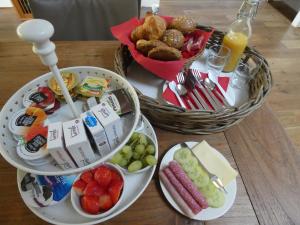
left=206, top=44, right=231, bottom=80
left=230, top=62, right=251, bottom=89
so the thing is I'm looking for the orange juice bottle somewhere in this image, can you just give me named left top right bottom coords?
left=222, top=0, right=259, bottom=72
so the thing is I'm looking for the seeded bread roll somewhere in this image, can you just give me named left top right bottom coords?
left=148, top=46, right=182, bottom=61
left=169, top=16, right=196, bottom=34
left=136, top=39, right=168, bottom=55
left=161, top=29, right=185, bottom=49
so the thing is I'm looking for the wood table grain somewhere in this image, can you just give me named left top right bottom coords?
left=0, top=41, right=299, bottom=225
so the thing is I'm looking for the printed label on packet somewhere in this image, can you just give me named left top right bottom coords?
left=25, top=134, right=47, bottom=153
left=29, top=92, right=47, bottom=104
left=15, top=114, right=37, bottom=127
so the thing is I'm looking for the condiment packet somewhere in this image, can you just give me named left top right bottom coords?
left=62, top=119, right=95, bottom=167
left=19, top=172, right=76, bottom=208
left=77, top=76, right=109, bottom=98
left=9, top=107, right=48, bottom=136
left=91, top=102, right=122, bottom=149
left=47, top=122, right=78, bottom=170
left=48, top=71, right=79, bottom=99
left=16, top=125, right=48, bottom=160
left=23, top=87, right=55, bottom=110
left=81, top=111, right=111, bottom=157
left=101, top=89, right=133, bottom=116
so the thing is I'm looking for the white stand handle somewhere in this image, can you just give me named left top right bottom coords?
left=16, top=19, right=80, bottom=118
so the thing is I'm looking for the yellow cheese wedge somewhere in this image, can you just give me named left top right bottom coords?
left=192, top=141, right=238, bottom=186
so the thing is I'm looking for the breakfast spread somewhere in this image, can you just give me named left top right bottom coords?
left=0, top=12, right=250, bottom=224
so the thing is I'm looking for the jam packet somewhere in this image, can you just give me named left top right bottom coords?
left=23, top=87, right=55, bottom=110
left=9, top=107, right=47, bottom=136
left=16, top=125, right=48, bottom=161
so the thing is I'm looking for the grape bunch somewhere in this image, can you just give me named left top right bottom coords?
left=110, top=133, right=157, bottom=172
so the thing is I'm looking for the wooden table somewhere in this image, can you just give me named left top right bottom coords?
left=0, top=41, right=299, bottom=225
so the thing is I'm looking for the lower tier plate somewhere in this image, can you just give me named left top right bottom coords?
left=17, top=115, right=157, bottom=225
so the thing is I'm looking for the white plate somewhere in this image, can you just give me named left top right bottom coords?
left=17, top=115, right=157, bottom=225
left=0, top=66, right=140, bottom=175
left=159, top=141, right=237, bottom=221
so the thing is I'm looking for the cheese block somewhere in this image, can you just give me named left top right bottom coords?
left=192, top=141, right=238, bottom=186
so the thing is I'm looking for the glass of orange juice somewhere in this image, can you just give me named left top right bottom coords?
left=206, top=44, right=231, bottom=80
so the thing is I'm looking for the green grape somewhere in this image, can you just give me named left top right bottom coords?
left=133, top=152, right=141, bottom=160
left=144, top=155, right=157, bottom=166
left=118, top=158, right=128, bottom=167
left=122, top=145, right=133, bottom=160
left=138, top=134, right=148, bottom=145
left=128, top=160, right=143, bottom=172
left=110, top=152, right=122, bottom=164
left=122, top=145, right=132, bottom=153
left=135, top=144, right=145, bottom=155
left=130, top=132, right=139, bottom=142
left=145, top=145, right=155, bottom=155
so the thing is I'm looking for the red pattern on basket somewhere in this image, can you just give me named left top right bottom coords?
left=162, top=69, right=230, bottom=110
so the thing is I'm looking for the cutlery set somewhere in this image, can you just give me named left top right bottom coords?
left=169, top=70, right=229, bottom=111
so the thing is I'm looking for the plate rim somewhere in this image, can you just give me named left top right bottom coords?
left=159, top=141, right=237, bottom=221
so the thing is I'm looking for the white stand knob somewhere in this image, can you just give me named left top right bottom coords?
left=17, top=19, right=80, bottom=118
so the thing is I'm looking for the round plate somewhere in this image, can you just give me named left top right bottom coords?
left=17, top=115, right=157, bottom=225
left=159, top=141, right=237, bottom=221
left=0, top=66, right=140, bottom=175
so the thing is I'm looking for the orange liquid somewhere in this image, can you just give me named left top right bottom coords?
left=222, top=32, right=248, bottom=72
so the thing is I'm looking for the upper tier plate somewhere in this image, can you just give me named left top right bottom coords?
left=0, top=66, right=140, bottom=175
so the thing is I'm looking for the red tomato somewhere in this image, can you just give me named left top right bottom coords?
left=108, top=180, right=123, bottom=204
left=72, top=179, right=87, bottom=196
left=83, top=180, right=106, bottom=197
left=80, top=171, right=93, bottom=184
left=80, top=196, right=100, bottom=214
left=94, top=166, right=112, bottom=188
left=110, top=170, right=122, bottom=184
left=98, top=193, right=113, bottom=211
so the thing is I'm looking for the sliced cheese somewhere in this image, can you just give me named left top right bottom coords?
left=192, top=141, right=238, bottom=186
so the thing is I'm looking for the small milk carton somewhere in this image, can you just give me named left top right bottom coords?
left=62, top=119, right=95, bottom=167
left=81, top=111, right=111, bottom=157
left=91, top=102, right=122, bottom=149
left=47, top=122, right=77, bottom=170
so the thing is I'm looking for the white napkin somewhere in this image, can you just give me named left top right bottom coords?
left=190, top=51, right=249, bottom=107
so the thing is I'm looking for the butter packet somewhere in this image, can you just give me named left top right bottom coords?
left=62, top=119, right=95, bottom=167
left=77, top=76, right=109, bottom=98
left=101, top=89, right=133, bottom=116
left=81, top=111, right=111, bottom=157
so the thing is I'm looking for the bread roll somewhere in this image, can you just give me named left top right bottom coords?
left=169, top=16, right=196, bottom=34
left=136, top=39, right=168, bottom=55
left=143, top=15, right=167, bottom=40
left=148, top=46, right=182, bottom=61
left=161, top=29, right=185, bottom=49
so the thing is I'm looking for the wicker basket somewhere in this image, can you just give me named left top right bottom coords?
left=114, top=27, right=273, bottom=134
